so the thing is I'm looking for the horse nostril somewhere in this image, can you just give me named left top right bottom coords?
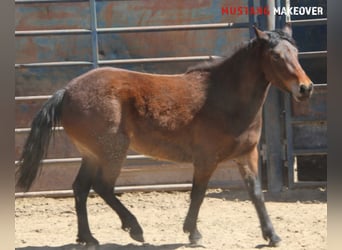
left=299, top=85, right=307, bottom=94
left=299, top=84, right=313, bottom=95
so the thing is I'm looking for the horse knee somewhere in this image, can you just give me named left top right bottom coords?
left=244, top=175, right=264, bottom=201
left=72, top=178, right=90, bottom=199
left=72, top=179, right=82, bottom=192
left=92, top=180, right=112, bottom=197
left=252, top=179, right=263, bottom=198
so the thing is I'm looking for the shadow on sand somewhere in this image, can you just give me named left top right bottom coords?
left=16, top=243, right=193, bottom=250
left=206, top=188, right=326, bottom=203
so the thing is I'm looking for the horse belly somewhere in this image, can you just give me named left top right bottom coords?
left=129, top=130, right=193, bottom=163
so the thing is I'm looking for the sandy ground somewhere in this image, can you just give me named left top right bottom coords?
left=15, top=188, right=327, bottom=250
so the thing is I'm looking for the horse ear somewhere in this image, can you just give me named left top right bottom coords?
left=282, top=23, right=293, bottom=37
left=253, top=25, right=269, bottom=40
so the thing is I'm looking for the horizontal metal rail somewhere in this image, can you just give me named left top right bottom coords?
left=15, top=61, right=93, bottom=68
left=15, top=0, right=87, bottom=3
left=290, top=18, right=327, bottom=26
left=99, top=55, right=221, bottom=65
left=15, top=29, right=91, bottom=36
left=14, top=155, right=152, bottom=165
left=15, top=55, right=221, bottom=68
left=312, top=83, right=327, bottom=87
left=14, top=48, right=326, bottom=68
left=298, top=51, right=327, bottom=59
left=96, top=22, right=250, bottom=33
left=15, top=95, right=52, bottom=101
left=293, top=148, right=327, bottom=156
left=15, top=127, right=64, bottom=133
left=15, top=22, right=250, bottom=36
left=15, top=183, right=195, bottom=198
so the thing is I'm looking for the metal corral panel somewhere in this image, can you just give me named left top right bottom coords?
left=290, top=85, right=327, bottom=154
left=15, top=1, right=252, bottom=92
left=292, top=123, right=327, bottom=151
left=285, top=84, right=327, bottom=187
left=282, top=0, right=327, bottom=188
left=15, top=160, right=243, bottom=192
left=291, top=85, right=327, bottom=120
left=15, top=0, right=257, bottom=193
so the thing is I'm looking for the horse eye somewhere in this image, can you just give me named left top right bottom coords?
left=272, top=53, right=281, bottom=61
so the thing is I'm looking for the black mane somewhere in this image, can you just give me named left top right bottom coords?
left=186, top=29, right=296, bottom=74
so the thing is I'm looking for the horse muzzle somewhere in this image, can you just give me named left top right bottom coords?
left=293, top=83, right=314, bottom=102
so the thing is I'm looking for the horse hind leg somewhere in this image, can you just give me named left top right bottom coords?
left=72, top=159, right=99, bottom=245
left=236, top=147, right=281, bottom=247
left=92, top=169, right=144, bottom=243
left=92, top=133, right=144, bottom=243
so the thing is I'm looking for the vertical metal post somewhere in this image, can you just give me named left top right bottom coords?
left=248, top=0, right=255, bottom=38
left=285, top=0, right=291, bottom=23
left=263, top=89, right=284, bottom=193
left=89, top=0, right=99, bottom=68
left=284, top=94, right=295, bottom=188
left=260, top=0, right=284, bottom=193
left=283, top=0, right=295, bottom=188
left=266, top=0, right=275, bottom=30
left=275, top=0, right=284, bottom=29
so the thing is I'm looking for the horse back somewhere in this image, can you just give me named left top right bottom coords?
left=64, top=67, right=207, bottom=127
left=60, top=67, right=209, bottom=161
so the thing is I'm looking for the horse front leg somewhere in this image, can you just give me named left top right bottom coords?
left=183, top=162, right=217, bottom=245
left=237, top=147, right=281, bottom=247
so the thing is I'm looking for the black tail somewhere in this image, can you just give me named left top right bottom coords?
left=16, top=89, right=66, bottom=191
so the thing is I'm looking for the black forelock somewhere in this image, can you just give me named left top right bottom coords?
left=265, top=29, right=297, bottom=48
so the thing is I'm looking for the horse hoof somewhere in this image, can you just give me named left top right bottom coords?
left=130, top=231, right=145, bottom=243
left=188, top=239, right=205, bottom=248
left=76, top=235, right=99, bottom=246
left=269, top=235, right=281, bottom=247
left=122, top=223, right=144, bottom=243
left=188, top=230, right=203, bottom=246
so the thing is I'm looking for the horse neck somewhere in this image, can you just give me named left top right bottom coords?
left=208, top=43, right=271, bottom=124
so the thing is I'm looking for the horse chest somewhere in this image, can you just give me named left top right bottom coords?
left=220, top=128, right=261, bottom=161
left=193, top=120, right=261, bottom=163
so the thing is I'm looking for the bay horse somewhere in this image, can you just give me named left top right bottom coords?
left=16, top=26, right=313, bottom=247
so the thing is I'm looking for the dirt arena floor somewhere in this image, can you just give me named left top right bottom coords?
left=15, top=188, right=327, bottom=250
